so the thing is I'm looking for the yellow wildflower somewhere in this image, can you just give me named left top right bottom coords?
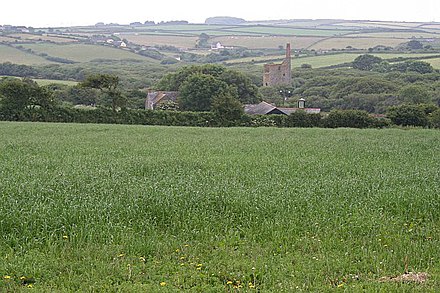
left=226, top=280, right=233, bottom=285
left=337, top=283, right=344, bottom=288
left=27, top=284, right=34, bottom=288
left=160, top=281, right=166, bottom=286
left=62, top=235, right=68, bottom=239
left=3, top=275, right=11, bottom=280
left=249, top=282, right=255, bottom=288
left=139, top=256, right=146, bottom=262
left=118, top=253, right=125, bottom=258
left=20, top=276, right=26, bottom=280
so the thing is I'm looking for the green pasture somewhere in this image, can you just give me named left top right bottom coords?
left=0, top=44, right=54, bottom=65
left=222, top=26, right=354, bottom=37
left=309, top=37, right=407, bottom=50
left=212, top=36, right=323, bottom=49
left=122, top=34, right=198, bottom=48
left=16, top=43, right=153, bottom=63
left=226, top=52, right=440, bottom=68
left=0, top=122, right=439, bottom=292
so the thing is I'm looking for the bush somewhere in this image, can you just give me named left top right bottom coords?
left=386, top=105, right=429, bottom=127
left=429, top=109, right=440, bottom=128
left=323, top=110, right=376, bottom=128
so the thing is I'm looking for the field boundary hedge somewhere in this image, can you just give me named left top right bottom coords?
left=0, top=107, right=395, bottom=128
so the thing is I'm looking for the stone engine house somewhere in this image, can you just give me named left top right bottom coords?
left=263, top=43, right=292, bottom=87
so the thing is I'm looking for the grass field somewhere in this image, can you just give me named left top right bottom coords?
left=122, top=34, right=199, bottom=49
left=0, top=122, right=439, bottom=291
left=226, top=52, right=440, bottom=68
left=309, top=37, right=407, bottom=50
left=16, top=43, right=153, bottom=63
left=212, top=36, right=323, bottom=49
left=0, top=44, right=54, bottom=65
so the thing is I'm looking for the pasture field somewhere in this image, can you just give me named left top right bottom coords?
left=226, top=52, right=440, bottom=68
left=309, top=37, right=407, bottom=50
left=212, top=36, right=323, bottom=49
left=0, top=76, right=77, bottom=86
left=121, top=34, right=199, bottom=49
left=0, top=122, right=439, bottom=292
left=0, top=44, right=54, bottom=65
left=16, top=43, right=152, bottom=63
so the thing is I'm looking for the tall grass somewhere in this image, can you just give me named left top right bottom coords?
left=0, top=122, right=439, bottom=291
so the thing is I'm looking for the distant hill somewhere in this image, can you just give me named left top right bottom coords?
left=205, top=16, right=246, bottom=25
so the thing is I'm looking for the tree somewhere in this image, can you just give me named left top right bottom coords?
left=219, top=70, right=260, bottom=104
left=79, top=74, right=126, bottom=111
left=430, top=108, right=440, bottom=128
left=0, top=78, right=55, bottom=119
left=406, top=40, right=424, bottom=50
left=80, top=74, right=119, bottom=92
left=352, top=54, right=383, bottom=71
left=398, top=85, right=430, bottom=104
left=211, top=87, right=244, bottom=126
left=156, top=65, right=260, bottom=105
left=179, top=74, right=229, bottom=111
left=387, top=105, right=429, bottom=127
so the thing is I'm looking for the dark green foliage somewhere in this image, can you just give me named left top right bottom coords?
left=179, top=74, right=229, bottom=111
left=285, top=111, right=321, bottom=128
left=0, top=78, right=55, bottom=120
left=211, top=88, right=244, bottom=126
left=387, top=104, right=430, bottom=127
left=80, top=74, right=126, bottom=111
left=393, top=60, right=434, bottom=74
left=352, top=54, right=383, bottom=71
left=80, top=74, right=119, bottom=91
left=323, top=110, right=376, bottom=128
left=430, top=108, right=440, bottom=128
left=156, top=64, right=260, bottom=104
left=398, top=85, right=431, bottom=104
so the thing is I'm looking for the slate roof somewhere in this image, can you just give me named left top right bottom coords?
left=244, top=102, right=321, bottom=115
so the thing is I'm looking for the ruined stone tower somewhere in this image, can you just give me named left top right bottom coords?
left=263, top=43, right=292, bottom=87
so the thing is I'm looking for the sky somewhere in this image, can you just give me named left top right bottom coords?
left=1, top=0, right=439, bottom=27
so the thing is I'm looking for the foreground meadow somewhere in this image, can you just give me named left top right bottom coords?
left=0, top=122, right=439, bottom=292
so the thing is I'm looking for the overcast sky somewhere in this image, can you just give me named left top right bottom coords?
left=1, top=0, right=439, bottom=27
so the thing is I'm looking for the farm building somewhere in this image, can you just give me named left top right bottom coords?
left=263, top=43, right=292, bottom=87
left=244, top=101, right=321, bottom=115
left=145, top=91, right=179, bottom=110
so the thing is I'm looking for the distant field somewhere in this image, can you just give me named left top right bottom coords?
left=221, top=26, right=354, bottom=37
left=0, top=123, right=439, bottom=291
left=16, top=43, right=152, bottom=62
left=0, top=44, right=54, bottom=65
left=227, top=52, right=440, bottom=68
left=309, top=37, right=407, bottom=50
left=122, top=34, right=198, bottom=48
left=10, top=33, right=78, bottom=43
left=33, top=78, right=78, bottom=86
left=421, top=57, right=440, bottom=69
left=0, top=76, right=78, bottom=86
left=346, top=32, right=440, bottom=39
left=212, top=35, right=323, bottom=49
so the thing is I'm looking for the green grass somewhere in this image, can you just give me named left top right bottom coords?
left=0, top=76, right=78, bottom=86
left=226, top=52, right=440, bottom=68
left=16, top=43, right=154, bottom=63
left=222, top=26, right=354, bottom=37
left=0, top=122, right=439, bottom=292
left=0, top=44, right=54, bottom=65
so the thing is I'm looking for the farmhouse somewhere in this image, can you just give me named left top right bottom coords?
left=145, top=91, right=179, bottom=110
left=244, top=101, right=321, bottom=115
left=263, top=43, right=292, bottom=87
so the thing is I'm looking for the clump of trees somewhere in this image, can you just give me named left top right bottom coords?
left=156, top=64, right=261, bottom=113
